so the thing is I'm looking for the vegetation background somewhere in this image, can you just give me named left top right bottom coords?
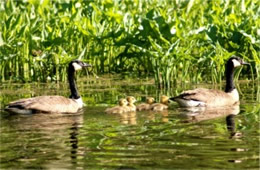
left=0, top=0, right=259, bottom=86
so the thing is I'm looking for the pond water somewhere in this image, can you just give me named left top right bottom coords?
left=0, top=76, right=259, bottom=169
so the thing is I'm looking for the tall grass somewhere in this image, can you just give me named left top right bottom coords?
left=0, top=0, right=259, bottom=86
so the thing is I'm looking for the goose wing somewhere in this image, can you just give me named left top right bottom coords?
left=172, top=88, right=237, bottom=107
left=6, top=96, right=81, bottom=113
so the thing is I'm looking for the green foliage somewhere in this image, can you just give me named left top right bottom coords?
left=0, top=0, right=259, bottom=85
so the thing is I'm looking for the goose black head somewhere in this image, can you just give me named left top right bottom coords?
left=227, top=56, right=249, bottom=68
left=70, top=60, right=92, bottom=71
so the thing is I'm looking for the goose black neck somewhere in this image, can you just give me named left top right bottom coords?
left=225, top=62, right=235, bottom=93
left=68, top=65, right=80, bottom=99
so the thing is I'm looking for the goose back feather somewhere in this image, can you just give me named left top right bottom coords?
left=5, top=96, right=83, bottom=114
left=172, top=88, right=239, bottom=107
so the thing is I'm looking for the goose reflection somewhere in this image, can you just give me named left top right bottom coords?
left=226, top=114, right=242, bottom=139
left=4, top=112, right=83, bottom=168
left=179, top=104, right=240, bottom=138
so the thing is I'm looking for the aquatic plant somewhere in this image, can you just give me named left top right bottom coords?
left=0, top=0, right=259, bottom=86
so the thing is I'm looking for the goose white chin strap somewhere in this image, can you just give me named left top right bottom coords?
left=72, top=63, right=82, bottom=71
left=232, top=59, right=241, bottom=67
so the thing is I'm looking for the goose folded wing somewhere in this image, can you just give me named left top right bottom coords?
left=7, top=96, right=80, bottom=113
left=178, top=88, right=235, bottom=106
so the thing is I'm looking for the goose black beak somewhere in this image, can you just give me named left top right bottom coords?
left=241, top=61, right=250, bottom=66
left=82, top=63, right=92, bottom=67
left=169, top=97, right=177, bottom=102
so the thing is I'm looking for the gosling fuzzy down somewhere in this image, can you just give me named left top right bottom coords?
left=105, top=98, right=129, bottom=114
left=126, top=96, right=137, bottom=112
left=149, top=95, right=169, bottom=111
left=136, top=97, right=155, bottom=111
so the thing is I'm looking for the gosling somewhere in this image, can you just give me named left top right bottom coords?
left=105, top=98, right=129, bottom=114
left=149, top=95, right=169, bottom=111
left=136, top=97, right=155, bottom=111
left=126, top=96, right=137, bottom=112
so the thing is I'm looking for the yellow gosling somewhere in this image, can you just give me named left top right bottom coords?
left=126, top=96, right=137, bottom=112
left=136, top=97, right=155, bottom=111
left=149, top=95, right=169, bottom=111
left=105, top=98, right=129, bottom=114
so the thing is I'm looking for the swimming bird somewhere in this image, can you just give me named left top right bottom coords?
left=126, top=96, right=137, bottom=112
left=149, top=95, right=169, bottom=111
left=170, top=56, right=249, bottom=107
left=5, top=60, right=91, bottom=114
left=105, top=98, right=129, bottom=114
left=136, top=97, right=155, bottom=111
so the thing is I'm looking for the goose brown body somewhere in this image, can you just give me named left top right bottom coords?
left=6, top=96, right=83, bottom=114
left=174, top=88, right=239, bottom=107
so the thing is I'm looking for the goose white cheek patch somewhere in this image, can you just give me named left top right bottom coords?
left=72, top=63, right=82, bottom=70
left=232, top=59, right=241, bottom=67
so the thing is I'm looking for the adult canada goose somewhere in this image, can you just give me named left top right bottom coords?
left=170, top=56, right=249, bottom=107
left=126, top=96, right=137, bottom=112
left=149, top=95, right=169, bottom=111
left=105, top=98, right=129, bottom=114
left=5, top=60, right=91, bottom=114
left=136, top=97, right=155, bottom=111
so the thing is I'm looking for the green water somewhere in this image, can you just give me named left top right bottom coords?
left=0, top=77, right=259, bottom=169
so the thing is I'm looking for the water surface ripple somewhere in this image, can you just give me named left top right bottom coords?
left=0, top=78, right=259, bottom=169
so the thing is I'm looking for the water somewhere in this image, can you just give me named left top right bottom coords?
left=0, top=76, right=259, bottom=169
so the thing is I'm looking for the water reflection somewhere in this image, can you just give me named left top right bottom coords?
left=119, top=112, right=137, bottom=125
left=0, top=79, right=259, bottom=169
left=0, top=112, right=83, bottom=169
left=69, top=120, right=80, bottom=165
left=179, top=105, right=240, bottom=122
left=116, top=110, right=169, bottom=125
left=178, top=105, right=240, bottom=137
left=226, top=114, right=242, bottom=139
left=147, top=110, right=169, bottom=123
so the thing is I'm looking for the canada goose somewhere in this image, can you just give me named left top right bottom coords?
left=149, top=95, right=169, bottom=111
left=5, top=60, right=91, bottom=114
left=105, top=98, right=129, bottom=114
left=136, top=97, right=155, bottom=111
left=126, top=96, right=137, bottom=112
left=170, top=56, right=249, bottom=107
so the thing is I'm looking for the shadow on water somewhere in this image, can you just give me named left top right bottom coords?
left=0, top=77, right=259, bottom=169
